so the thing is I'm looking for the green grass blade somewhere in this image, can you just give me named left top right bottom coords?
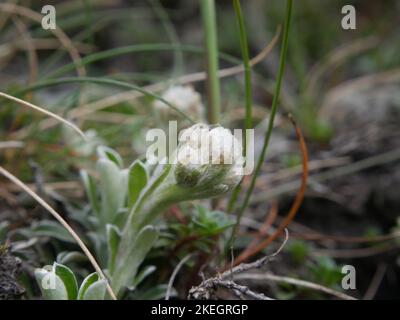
left=233, top=0, right=252, bottom=130
left=227, top=0, right=253, bottom=214
left=201, top=0, right=221, bottom=124
left=227, top=0, right=293, bottom=252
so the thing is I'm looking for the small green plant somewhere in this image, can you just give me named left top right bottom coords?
left=163, top=205, right=236, bottom=262
left=308, top=256, right=343, bottom=289
left=191, top=205, right=236, bottom=237
left=34, top=122, right=243, bottom=298
left=288, top=240, right=310, bottom=265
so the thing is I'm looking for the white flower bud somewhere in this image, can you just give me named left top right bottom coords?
left=153, top=86, right=204, bottom=120
left=174, top=123, right=244, bottom=194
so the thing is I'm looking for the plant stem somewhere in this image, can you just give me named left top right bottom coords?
left=233, top=0, right=252, bottom=130
left=201, top=0, right=221, bottom=124
left=226, top=0, right=293, bottom=252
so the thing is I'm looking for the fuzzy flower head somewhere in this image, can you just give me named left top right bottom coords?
left=153, top=86, right=204, bottom=120
left=174, top=123, right=244, bottom=195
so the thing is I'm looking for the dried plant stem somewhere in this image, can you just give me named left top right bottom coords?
left=165, top=253, right=193, bottom=300
left=294, top=230, right=400, bottom=244
left=235, top=273, right=356, bottom=300
left=0, top=166, right=117, bottom=300
left=190, top=231, right=288, bottom=299
left=312, top=245, right=397, bottom=259
left=0, top=91, right=86, bottom=141
left=251, top=146, right=400, bottom=204
left=0, top=141, right=24, bottom=149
